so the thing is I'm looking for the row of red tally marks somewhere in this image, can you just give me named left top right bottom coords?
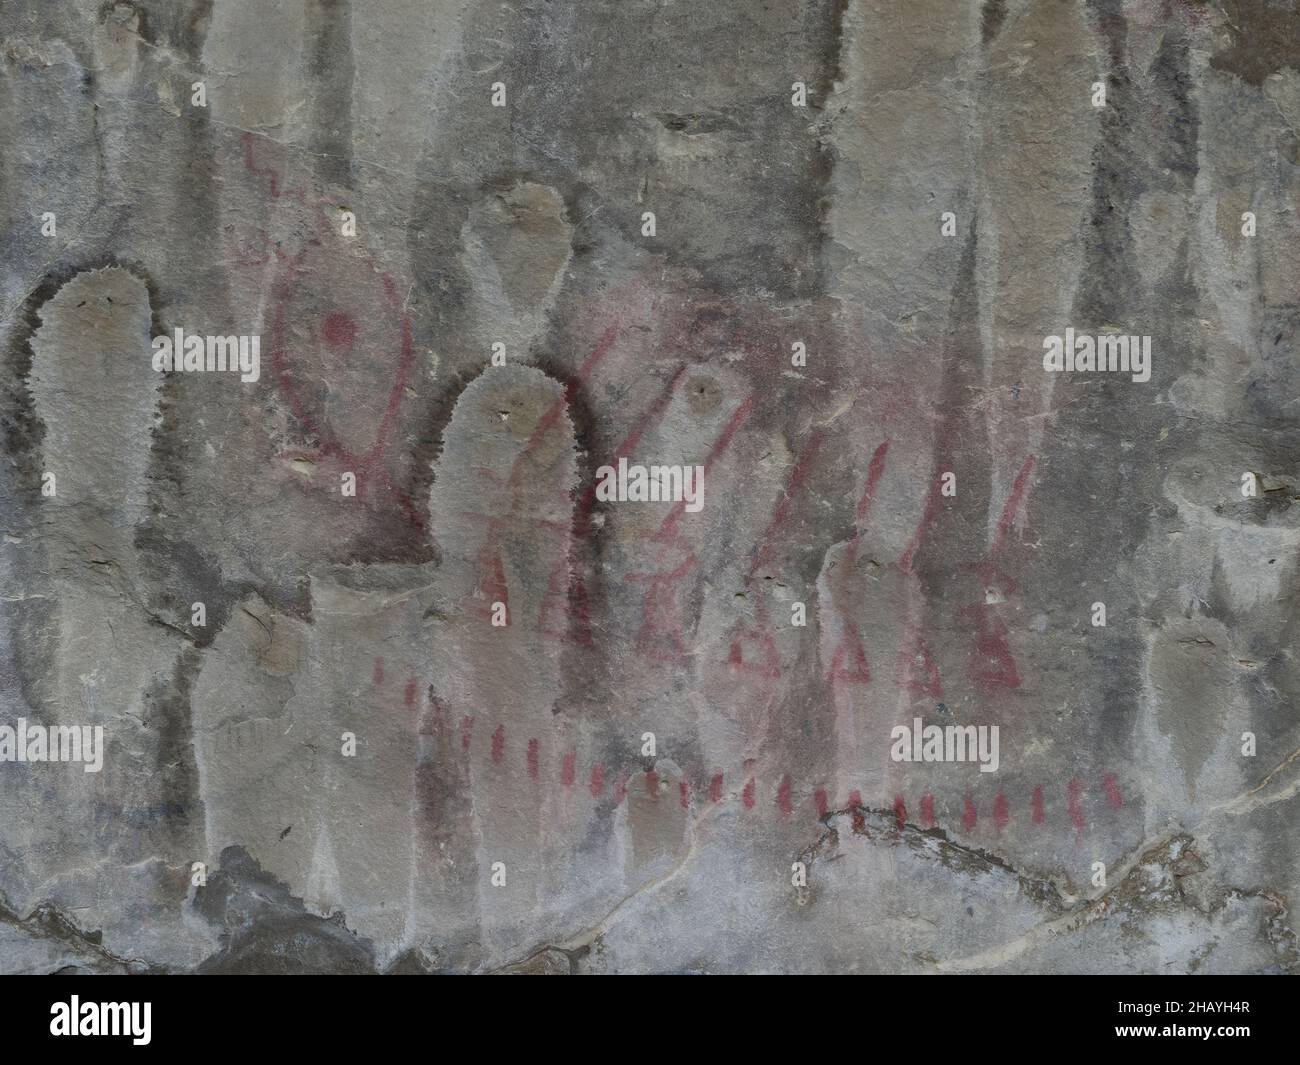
left=377, top=652, right=1123, bottom=833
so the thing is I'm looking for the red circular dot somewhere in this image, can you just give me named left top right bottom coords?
left=323, top=311, right=357, bottom=349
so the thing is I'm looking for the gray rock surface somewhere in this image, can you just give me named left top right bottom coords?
left=1, top=0, right=1297, bottom=973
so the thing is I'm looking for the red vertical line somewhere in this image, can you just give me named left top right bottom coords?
left=742, top=778, right=756, bottom=810
left=372, top=657, right=385, bottom=687
left=962, top=796, right=978, bottom=831
left=709, top=773, right=724, bottom=804
left=527, top=738, right=540, bottom=780
left=561, top=750, right=576, bottom=787
left=814, top=788, right=829, bottom=819
left=854, top=440, right=891, bottom=526
left=491, top=725, right=505, bottom=765
left=1032, top=785, right=1045, bottom=824
left=680, top=779, right=691, bottom=809
left=849, top=790, right=864, bottom=832
left=993, top=793, right=1010, bottom=831
left=613, top=769, right=629, bottom=806
left=893, top=795, right=907, bottom=831
left=459, top=716, right=474, bottom=752
left=747, top=430, right=825, bottom=580
left=920, top=793, right=936, bottom=828
left=589, top=763, right=605, bottom=798
left=776, top=774, right=794, bottom=817
left=645, top=769, right=659, bottom=798
left=658, top=394, right=756, bottom=535
left=1067, top=778, right=1086, bottom=830
left=403, top=676, right=418, bottom=708
left=1102, top=773, right=1123, bottom=809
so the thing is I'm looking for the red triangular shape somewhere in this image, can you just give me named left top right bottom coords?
left=961, top=605, right=1020, bottom=689
left=827, top=627, right=871, bottom=684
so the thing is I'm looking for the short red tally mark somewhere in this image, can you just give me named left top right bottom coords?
left=777, top=775, right=794, bottom=817
left=993, top=793, right=1010, bottom=831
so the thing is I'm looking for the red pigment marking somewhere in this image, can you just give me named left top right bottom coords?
left=893, top=795, right=907, bottom=831
left=993, top=793, right=1010, bottom=831
left=403, top=676, right=417, bottom=708
left=962, top=604, right=1021, bottom=690
left=827, top=634, right=871, bottom=685
left=589, top=763, right=605, bottom=798
left=742, top=778, right=756, bottom=810
left=849, top=790, right=865, bottom=832
left=628, top=394, right=756, bottom=662
left=526, top=739, right=540, bottom=780
left=659, top=394, right=755, bottom=535
left=962, top=796, right=978, bottom=831
left=920, top=793, right=936, bottom=828
left=1032, top=785, right=1045, bottom=824
left=826, top=443, right=890, bottom=687
left=573, top=364, right=689, bottom=540
left=561, top=750, right=576, bottom=787
left=747, top=430, right=825, bottom=579
left=989, top=455, right=1038, bottom=559
left=727, top=617, right=781, bottom=679
left=613, top=770, right=629, bottom=806
left=459, top=716, right=473, bottom=752
left=896, top=623, right=943, bottom=698
left=323, top=310, right=358, bottom=350
left=814, top=788, right=829, bottom=818
left=645, top=769, right=659, bottom=798
left=627, top=535, right=699, bottom=663
left=777, top=775, right=794, bottom=817
left=855, top=440, right=890, bottom=525
left=491, top=725, right=505, bottom=765
left=541, top=363, right=690, bottom=648
left=473, top=541, right=510, bottom=617
left=680, top=779, right=691, bottom=809
left=372, top=657, right=384, bottom=686
left=271, top=210, right=409, bottom=504
left=710, top=773, right=724, bottom=804
left=508, top=326, right=617, bottom=491
left=1067, top=778, right=1086, bottom=830
left=1103, top=773, right=1124, bottom=809
left=898, top=473, right=945, bottom=574
left=258, top=153, right=423, bottom=527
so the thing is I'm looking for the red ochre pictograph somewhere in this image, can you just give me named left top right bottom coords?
left=376, top=658, right=1124, bottom=838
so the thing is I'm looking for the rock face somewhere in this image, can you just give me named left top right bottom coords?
left=1, top=0, right=1298, bottom=974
